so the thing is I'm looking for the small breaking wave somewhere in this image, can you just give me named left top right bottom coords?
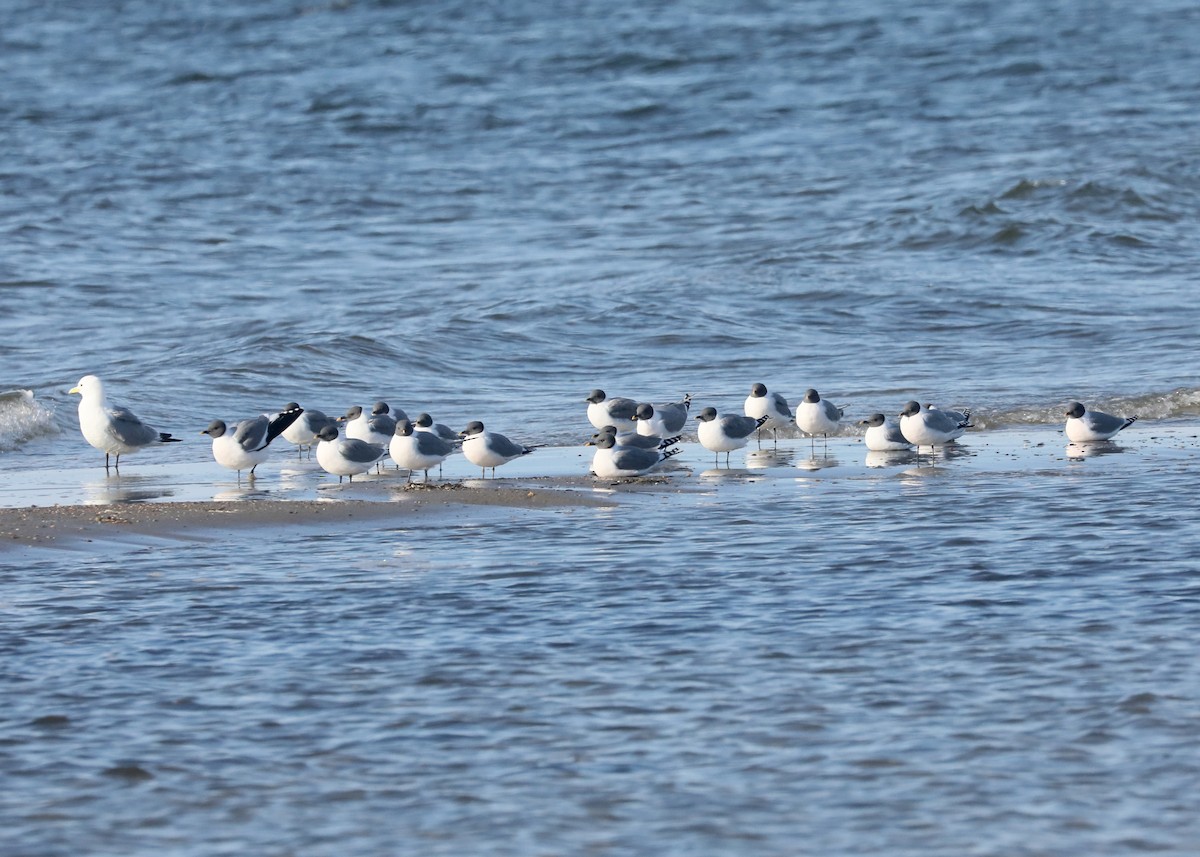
left=0, top=389, right=58, bottom=451
left=972, top=388, right=1200, bottom=430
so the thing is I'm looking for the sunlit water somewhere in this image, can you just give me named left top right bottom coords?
left=3, top=0, right=1200, bottom=852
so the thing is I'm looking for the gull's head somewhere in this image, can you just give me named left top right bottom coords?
left=750, top=383, right=767, bottom=398
left=586, top=389, right=606, bottom=404
left=634, top=403, right=654, bottom=421
left=317, top=425, right=340, bottom=442
left=803, top=389, right=820, bottom=403
left=340, top=406, right=363, bottom=422
left=394, top=419, right=415, bottom=437
left=900, top=401, right=922, bottom=417
left=589, top=427, right=616, bottom=446
left=201, top=419, right=227, bottom=438
left=69, top=374, right=102, bottom=397
left=589, top=434, right=616, bottom=449
left=696, top=407, right=718, bottom=423
left=858, top=413, right=886, bottom=428
left=1065, top=402, right=1086, bottom=419
left=415, top=413, right=434, bottom=428
left=460, top=421, right=485, bottom=438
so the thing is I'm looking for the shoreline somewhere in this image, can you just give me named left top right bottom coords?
left=0, top=485, right=616, bottom=550
left=3, top=422, right=1196, bottom=550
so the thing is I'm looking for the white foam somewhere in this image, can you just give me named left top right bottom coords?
left=0, top=389, right=59, bottom=451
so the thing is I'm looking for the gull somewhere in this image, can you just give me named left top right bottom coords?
left=899, top=400, right=971, bottom=448
left=631, top=394, right=692, bottom=437
left=390, top=418, right=457, bottom=481
left=585, top=389, right=638, bottom=432
left=857, top=413, right=913, bottom=452
left=586, top=433, right=681, bottom=478
left=413, top=412, right=459, bottom=442
left=744, top=383, right=792, bottom=447
left=280, top=403, right=336, bottom=458
left=340, top=403, right=399, bottom=446
left=925, top=403, right=972, bottom=426
left=593, top=426, right=681, bottom=451
left=201, top=404, right=303, bottom=478
left=68, top=374, right=182, bottom=469
left=373, top=401, right=408, bottom=422
left=696, top=407, right=769, bottom=466
left=1064, top=402, right=1137, bottom=442
left=795, top=388, right=844, bottom=444
left=315, top=424, right=387, bottom=482
left=460, top=420, right=536, bottom=477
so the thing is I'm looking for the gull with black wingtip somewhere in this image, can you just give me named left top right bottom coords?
left=68, top=374, right=182, bottom=470
left=202, top=404, right=303, bottom=479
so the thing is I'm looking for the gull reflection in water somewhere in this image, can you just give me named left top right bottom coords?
left=865, top=449, right=917, bottom=468
left=1066, top=441, right=1127, bottom=460
left=745, top=448, right=796, bottom=470
left=82, top=474, right=175, bottom=506
left=795, top=452, right=841, bottom=472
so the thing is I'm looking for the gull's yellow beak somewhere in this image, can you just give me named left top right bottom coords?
left=68, top=385, right=81, bottom=395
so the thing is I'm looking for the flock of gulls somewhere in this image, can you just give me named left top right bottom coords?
left=67, top=375, right=1139, bottom=481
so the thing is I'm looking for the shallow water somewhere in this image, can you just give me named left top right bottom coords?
left=3, top=0, right=1200, bottom=852
left=6, top=429, right=1200, bottom=855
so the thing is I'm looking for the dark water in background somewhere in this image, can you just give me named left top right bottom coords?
left=4, top=0, right=1200, bottom=853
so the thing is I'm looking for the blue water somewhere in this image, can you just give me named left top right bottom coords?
left=3, top=0, right=1200, bottom=853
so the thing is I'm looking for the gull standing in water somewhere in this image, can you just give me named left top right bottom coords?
left=593, top=425, right=681, bottom=451
left=585, top=389, right=638, bottom=432
left=925, top=403, right=972, bottom=427
left=1064, top=402, right=1137, bottom=442
left=201, top=404, right=303, bottom=479
left=460, top=421, right=537, bottom=477
left=413, top=412, right=459, bottom=441
left=586, top=433, right=681, bottom=478
left=899, top=400, right=971, bottom=449
left=795, top=388, right=844, bottom=447
left=340, top=403, right=398, bottom=446
left=315, top=424, right=387, bottom=482
left=280, top=403, right=336, bottom=458
left=631, top=394, right=692, bottom=437
left=69, top=374, right=182, bottom=469
left=857, top=413, right=913, bottom=452
left=744, top=383, right=792, bottom=447
left=696, top=407, right=769, bottom=466
left=391, top=418, right=457, bottom=481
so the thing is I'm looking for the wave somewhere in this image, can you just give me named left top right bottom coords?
left=970, top=388, right=1200, bottom=430
left=0, top=389, right=59, bottom=452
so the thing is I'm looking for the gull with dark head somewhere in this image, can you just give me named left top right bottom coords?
left=696, top=407, right=769, bottom=466
left=202, top=404, right=303, bottom=479
left=460, top=420, right=536, bottom=478
left=340, top=402, right=398, bottom=447
left=585, top=389, right=638, bottom=432
left=857, top=413, right=912, bottom=452
left=1064, top=402, right=1137, bottom=442
left=280, top=403, right=336, bottom=458
left=586, top=433, right=681, bottom=478
left=315, top=424, right=387, bottom=482
left=744, top=383, right=792, bottom=446
left=632, top=394, right=692, bottom=437
left=795, top=388, right=844, bottom=444
left=413, top=412, right=459, bottom=441
left=391, top=418, right=457, bottom=481
left=898, top=401, right=971, bottom=448
left=593, top=425, right=681, bottom=451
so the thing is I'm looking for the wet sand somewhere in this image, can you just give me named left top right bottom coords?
left=0, top=483, right=615, bottom=550
left=3, top=424, right=1196, bottom=550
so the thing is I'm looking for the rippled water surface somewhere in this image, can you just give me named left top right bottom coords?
left=6, top=435, right=1200, bottom=855
left=3, top=0, right=1200, bottom=852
